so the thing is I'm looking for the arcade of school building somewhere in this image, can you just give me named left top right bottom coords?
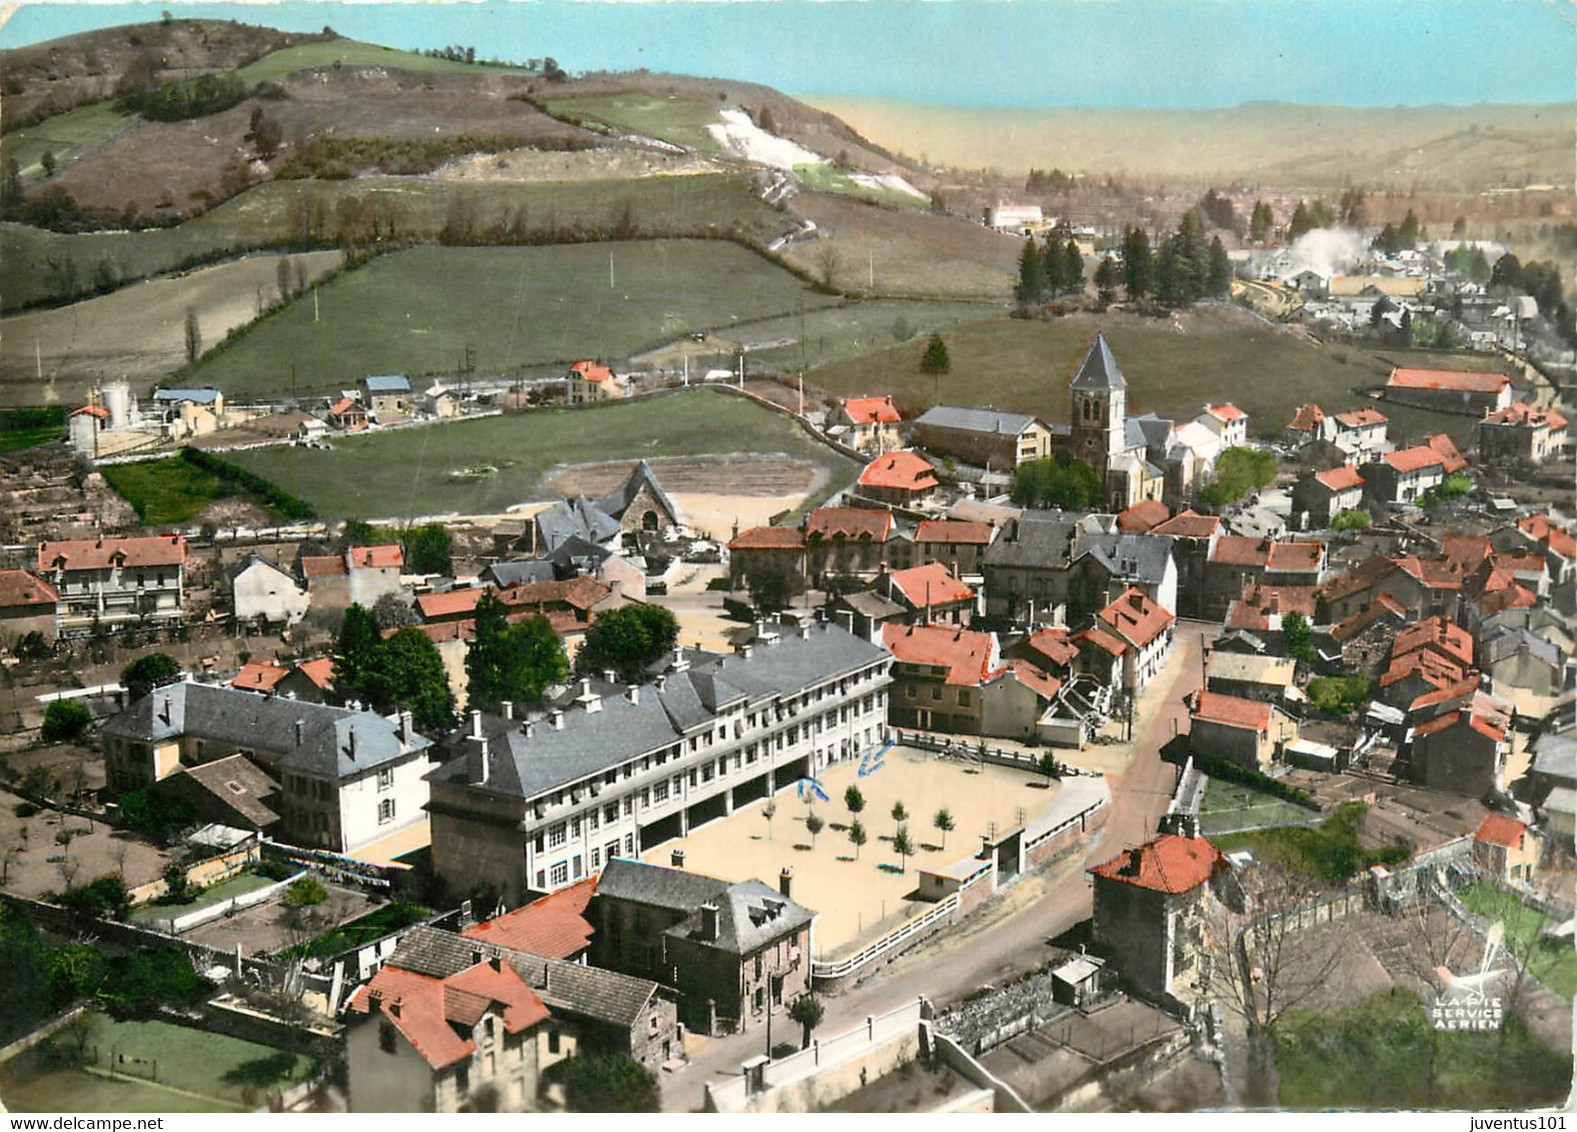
left=426, top=622, right=893, bottom=905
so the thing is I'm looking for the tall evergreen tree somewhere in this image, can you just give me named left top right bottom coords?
left=1398, top=209, right=1421, bottom=248
left=466, top=594, right=569, bottom=713
left=1122, top=226, right=1152, bottom=299
left=1289, top=201, right=1314, bottom=240
left=1207, top=236, right=1233, bottom=296
left=1060, top=239, right=1084, bottom=295
left=378, top=627, right=457, bottom=734
left=1249, top=200, right=1273, bottom=242
left=1093, top=256, right=1120, bottom=304
left=332, top=604, right=382, bottom=707
left=1014, top=237, right=1046, bottom=304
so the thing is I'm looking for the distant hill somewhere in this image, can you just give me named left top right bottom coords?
left=800, top=98, right=1570, bottom=194
left=0, top=18, right=325, bottom=130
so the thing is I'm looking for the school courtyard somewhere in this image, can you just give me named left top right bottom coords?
left=639, top=744, right=1107, bottom=960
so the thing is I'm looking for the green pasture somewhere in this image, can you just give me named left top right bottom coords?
left=737, top=299, right=1000, bottom=374
left=542, top=92, right=724, bottom=152
left=235, top=40, right=520, bottom=85
left=1458, top=883, right=1577, bottom=999
left=5, top=101, right=133, bottom=178
left=792, top=164, right=929, bottom=210
left=227, top=388, right=857, bottom=519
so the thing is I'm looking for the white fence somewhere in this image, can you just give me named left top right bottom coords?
left=138, top=871, right=307, bottom=936
left=811, top=893, right=958, bottom=983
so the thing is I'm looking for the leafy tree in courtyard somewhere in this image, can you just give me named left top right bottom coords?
left=891, top=799, right=907, bottom=833
left=844, top=784, right=865, bottom=818
left=1330, top=509, right=1371, bottom=532
left=847, top=818, right=867, bottom=860
left=1037, top=752, right=1061, bottom=783
left=892, top=825, right=914, bottom=872
left=1282, top=612, right=1317, bottom=666
left=920, top=333, right=951, bottom=374
left=1199, top=447, right=1278, bottom=508
left=371, top=592, right=418, bottom=631
left=122, top=652, right=180, bottom=701
left=545, top=1053, right=659, bottom=1112
left=573, top=604, right=679, bottom=685
left=378, top=627, right=457, bottom=733
left=332, top=604, right=382, bottom=707
left=401, top=523, right=453, bottom=576
left=1011, top=454, right=1102, bottom=510
left=789, top=995, right=825, bottom=1049
left=805, top=812, right=824, bottom=848
left=41, top=700, right=92, bottom=744
left=933, top=807, right=954, bottom=849
left=762, top=800, right=777, bottom=841
left=747, top=568, right=799, bottom=615
left=467, top=594, right=569, bottom=713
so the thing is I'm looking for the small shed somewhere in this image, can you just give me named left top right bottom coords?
left=1051, top=954, right=1106, bottom=1006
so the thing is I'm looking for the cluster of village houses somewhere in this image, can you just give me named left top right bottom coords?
left=2, top=327, right=1572, bottom=1112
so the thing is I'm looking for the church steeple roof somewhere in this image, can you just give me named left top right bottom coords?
left=1070, top=333, right=1127, bottom=392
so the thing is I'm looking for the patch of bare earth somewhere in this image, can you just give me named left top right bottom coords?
left=436, top=146, right=732, bottom=183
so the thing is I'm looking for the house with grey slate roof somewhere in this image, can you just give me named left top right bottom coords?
left=102, top=681, right=435, bottom=853
left=912, top=405, right=1054, bottom=471
left=590, top=858, right=815, bottom=1035
left=373, top=922, right=679, bottom=1070
left=424, top=619, right=891, bottom=906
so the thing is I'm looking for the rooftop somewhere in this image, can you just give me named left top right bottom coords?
left=1474, top=812, right=1527, bottom=849
left=858, top=450, right=940, bottom=493
left=915, top=519, right=995, bottom=546
left=883, top=562, right=975, bottom=609
left=882, top=622, right=1000, bottom=686
left=1150, top=510, right=1221, bottom=540
left=1070, top=333, right=1127, bottom=392
left=1117, top=499, right=1170, bottom=533
left=1088, top=832, right=1227, bottom=894
left=1192, top=690, right=1273, bottom=732
left=38, top=534, right=187, bottom=571
left=1482, top=401, right=1568, bottom=430
left=841, top=395, right=902, bottom=425
left=915, top=404, right=1043, bottom=436
left=1314, top=465, right=1365, bottom=492
left=0, top=569, right=58, bottom=609
left=1097, top=586, right=1174, bottom=650
left=806, top=507, right=893, bottom=543
left=462, top=876, right=597, bottom=959
left=1387, top=367, right=1510, bottom=395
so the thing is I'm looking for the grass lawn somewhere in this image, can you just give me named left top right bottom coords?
left=235, top=40, right=521, bottom=85
left=229, top=387, right=858, bottom=519
left=276, top=901, right=429, bottom=961
left=1458, top=883, right=1577, bottom=1000
left=1273, top=988, right=1570, bottom=1109
left=1212, top=802, right=1408, bottom=885
left=739, top=299, right=1000, bottom=374
left=5, top=100, right=133, bottom=179
left=177, top=240, right=840, bottom=398
left=128, top=872, right=277, bottom=924
left=542, top=92, right=724, bottom=152
left=0, top=1013, right=315, bottom=1113
left=3, top=173, right=783, bottom=314
left=1197, top=777, right=1314, bottom=836
left=806, top=308, right=1483, bottom=445
left=101, top=458, right=229, bottom=525
left=792, top=163, right=928, bottom=210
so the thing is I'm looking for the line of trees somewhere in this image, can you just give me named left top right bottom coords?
left=1120, top=211, right=1233, bottom=306
left=119, top=71, right=249, bottom=122
left=1015, top=231, right=1085, bottom=305
left=178, top=446, right=317, bottom=521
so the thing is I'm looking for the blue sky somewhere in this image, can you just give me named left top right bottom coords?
left=1, top=0, right=1570, bottom=109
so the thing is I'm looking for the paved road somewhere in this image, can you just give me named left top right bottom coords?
left=660, top=626, right=1213, bottom=1112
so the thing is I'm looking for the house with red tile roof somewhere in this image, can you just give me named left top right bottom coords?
left=1471, top=813, right=1540, bottom=884
left=912, top=518, right=998, bottom=577
left=1363, top=442, right=1455, bottom=506
left=463, top=876, right=598, bottom=961
left=1377, top=648, right=1473, bottom=712
left=805, top=507, right=893, bottom=581
left=565, top=359, right=628, bottom=404
left=1117, top=499, right=1171, bottom=533
left=1021, top=627, right=1080, bottom=673
left=1391, top=615, right=1475, bottom=669
left=1329, top=592, right=1408, bottom=645
left=979, top=659, right=1066, bottom=741
left=37, top=534, right=187, bottom=638
left=882, top=622, right=1003, bottom=733
left=1478, top=401, right=1570, bottom=464
left=1198, top=402, right=1249, bottom=446
left=1330, top=407, right=1390, bottom=462
left=1501, top=514, right=1575, bottom=602
left=1223, top=583, right=1318, bottom=633
left=327, top=397, right=368, bottom=431
left=1190, top=689, right=1292, bottom=771
left=0, top=569, right=59, bottom=648
left=877, top=562, right=976, bottom=625
left=1385, top=366, right=1514, bottom=415
left=856, top=450, right=940, bottom=507
left=344, top=955, right=562, bottom=1112
left=1284, top=403, right=1327, bottom=444
left=1409, top=690, right=1512, bottom=798
left=727, top=525, right=807, bottom=589
left=1089, top=831, right=1228, bottom=1003
left=347, top=544, right=406, bottom=607
left=1292, top=464, right=1366, bottom=528
left=231, top=656, right=336, bottom=703
left=830, top=395, right=903, bottom=454
left=1077, top=587, right=1175, bottom=695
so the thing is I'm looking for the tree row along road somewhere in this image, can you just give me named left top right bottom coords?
left=661, top=626, right=1210, bottom=1112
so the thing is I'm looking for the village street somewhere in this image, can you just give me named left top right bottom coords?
left=660, top=624, right=1212, bottom=1112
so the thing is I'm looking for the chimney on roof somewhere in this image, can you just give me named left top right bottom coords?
left=467, top=727, right=490, bottom=785
left=604, top=669, right=618, bottom=685
left=346, top=726, right=357, bottom=761
left=489, top=954, right=502, bottom=973
left=1120, top=848, right=1143, bottom=877
left=399, top=709, right=413, bottom=744
left=156, top=688, right=172, bottom=725
left=471, top=710, right=483, bottom=740
left=522, top=720, right=535, bottom=739
left=549, top=709, right=564, bottom=730
left=739, top=642, right=753, bottom=660
left=1128, top=591, right=1144, bottom=611
left=699, top=902, right=719, bottom=942
left=799, top=622, right=811, bottom=640
left=388, top=999, right=401, bottom=1018
left=294, top=719, right=305, bottom=748
left=471, top=948, right=484, bottom=966
left=779, top=867, right=793, bottom=900
left=501, top=701, right=513, bottom=721
left=627, top=685, right=639, bottom=705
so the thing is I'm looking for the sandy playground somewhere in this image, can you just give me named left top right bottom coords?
left=638, top=745, right=1088, bottom=959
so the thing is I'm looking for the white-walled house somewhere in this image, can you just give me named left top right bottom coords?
left=231, top=552, right=311, bottom=627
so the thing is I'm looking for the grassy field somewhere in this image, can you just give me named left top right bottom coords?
left=234, top=39, right=520, bottom=84
left=1212, top=802, right=1407, bottom=885
left=4, top=101, right=133, bottom=178
left=542, top=92, right=724, bottom=152
left=732, top=299, right=1001, bottom=373
left=0, top=251, right=344, bottom=404
left=1197, top=777, right=1314, bottom=836
left=1458, top=884, right=1577, bottom=1000
left=228, top=388, right=857, bottom=519
left=792, top=164, right=929, bottom=210
left=1273, top=988, right=1570, bottom=1109
left=0, top=1013, right=315, bottom=1113
left=175, top=241, right=839, bottom=397
left=2, top=172, right=785, bottom=314
left=101, top=458, right=229, bottom=525
left=807, top=306, right=1485, bottom=444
